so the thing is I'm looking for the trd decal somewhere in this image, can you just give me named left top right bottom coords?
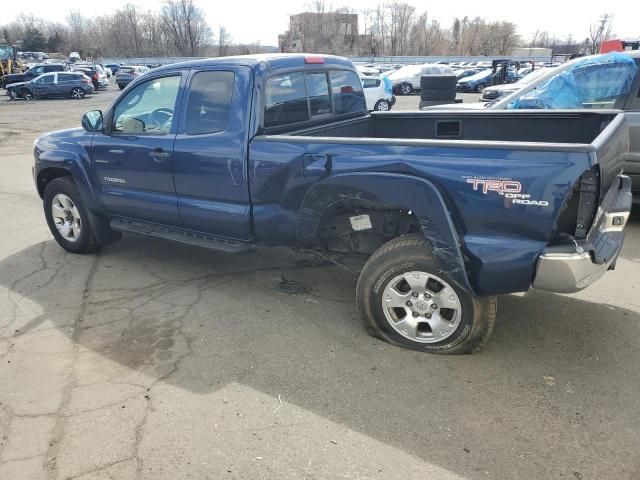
left=464, top=177, right=549, bottom=207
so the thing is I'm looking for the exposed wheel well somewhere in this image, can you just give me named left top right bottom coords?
left=37, top=168, right=71, bottom=198
left=316, top=200, right=422, bottom=256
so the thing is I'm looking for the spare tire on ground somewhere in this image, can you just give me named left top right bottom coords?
left=420, top=88, right=456, bottom=102
left=420, top=75, right=457, bottom=90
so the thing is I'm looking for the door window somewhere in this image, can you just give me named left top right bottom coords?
left=329, top=70, right=366, bottom=115
left=35, top=74, right=55, bottom=84
left=184, top=71, right=234, bottom=135
left=112, top=75, right=180, bottom=135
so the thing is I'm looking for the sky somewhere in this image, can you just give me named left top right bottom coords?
left=4, top=0, right=637, bottom=47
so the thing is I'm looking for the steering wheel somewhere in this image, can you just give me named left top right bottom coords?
left=147, top=108, right=174, bottom=132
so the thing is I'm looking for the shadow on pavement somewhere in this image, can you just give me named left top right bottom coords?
left=2, top=237, right=640, bottom=479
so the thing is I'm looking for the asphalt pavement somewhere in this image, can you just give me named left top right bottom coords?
left=0, top=84, right=639, bottom=479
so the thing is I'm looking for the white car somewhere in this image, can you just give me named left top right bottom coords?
left=361, top=77, right=394, bottom=111
left=386, top=64, right=425, bottom=95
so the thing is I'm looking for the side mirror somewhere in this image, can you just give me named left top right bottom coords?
left=81, top=110, right=103, bottom=132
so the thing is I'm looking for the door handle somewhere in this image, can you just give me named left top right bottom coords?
left=302, top=153, right=332, bottom=178
left=149, top=149, right=170, bottom=162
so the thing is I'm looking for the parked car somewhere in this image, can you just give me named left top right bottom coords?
left=1, top=63, right=66, bottom=89
left=361, top=76, right=394, bottom=111
left=115, top=65, right=150, bottom=90
left=72, top=66, right=108, bottom=90
left=387, top=64, right=426, bottom=95
left=104, top=63, right=121, bottom=75
left=427, top=52, right=640, bottom=200
left=32, top=54, right=632, bottom=354
left=480, top=67, right=555, bottom=102
left=456, top=69, right=493, bottom=93
left=6, top=72, right=93, bottom=100
left=98, top=63, right=111, bottom=78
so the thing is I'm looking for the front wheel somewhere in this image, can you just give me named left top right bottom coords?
left=22, top=90, right=33, bottom=100
left=43, top=177, right=100, bottom=254
left=373, top=100, right=391, bottom=111
left=400, top=83, right=412, bottom=95
left=475, top=83, right=486, bottom=93
left=356, top=234, right=496, bottom=354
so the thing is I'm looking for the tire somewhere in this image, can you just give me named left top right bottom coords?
left=420, top=88, right=456, bottom=102
left=70, top=87, right=85, bottom=99
left=43, top=177, right=100, bottom=254
left=22, top=90, right=33, bottom=101
left=356, top=234, right=496, bottom=354
left=399, top=83, right=412, bottom=95
left=373, top=100, right=391, bottom=111
left=474, top=83, right=486, bottom=93
left=420, top=75, right=456, bottom=90
left=118, top=84, right=125, bottom=90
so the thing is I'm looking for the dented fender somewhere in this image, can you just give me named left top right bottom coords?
left=297, top=172, right=473, bottom=294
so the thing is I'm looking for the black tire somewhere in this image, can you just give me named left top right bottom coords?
left=21, top=89, right=33, bottom=100
left=118, top=84, right=125, bottom=90
left=420, top=88, right=456, bottom=102
left=420, top=75, right=457, bottom=90
left=43, top=177, right=100, bottom=254
left=373, top=100, right=391, bottom=111
left=356, top=234, right=496, bottom=354
left=474, top=83, right=486, bottom=93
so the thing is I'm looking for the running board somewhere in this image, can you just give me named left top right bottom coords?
left=109, top=218, right=252, bottom=253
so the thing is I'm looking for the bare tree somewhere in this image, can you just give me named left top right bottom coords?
left=218, top=26, right=232, bottom=56
left=587, top=13, right=614, bottom=54
left=161, top=0, right=212, bottom=56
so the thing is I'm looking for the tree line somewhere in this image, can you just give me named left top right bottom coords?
left=1, top=0, right=615, bottom=59
left=1, top=0, right=260, bottom=58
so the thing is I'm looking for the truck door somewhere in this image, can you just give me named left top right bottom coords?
left=90, top=73, right=184, bottom=225
left=172, top=66, right=253, bottom=239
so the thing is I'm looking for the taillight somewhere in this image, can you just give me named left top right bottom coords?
left=82, top=79, right=91, bottom=84
left=92, top=73, right=98, bottom=81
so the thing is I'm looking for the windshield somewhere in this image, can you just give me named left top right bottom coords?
left=517, top=67, right=555, bottom=85
left=0, top=45, right=15, bottom=60
left=461, top=69, right=491, bottom=82
left=507, top=53, right=638, bottom=110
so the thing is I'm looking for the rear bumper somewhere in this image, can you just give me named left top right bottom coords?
left=533, top=175, right=632, bottom=293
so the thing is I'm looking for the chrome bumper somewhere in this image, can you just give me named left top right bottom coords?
left=533, top=175, right=632, bottom=293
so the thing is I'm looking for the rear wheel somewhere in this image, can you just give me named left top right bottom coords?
left=356, top=234, right=496, bottom=354
left=70, top=87, right=85, bottom=99
left=43, top=177, right=100, bottom=254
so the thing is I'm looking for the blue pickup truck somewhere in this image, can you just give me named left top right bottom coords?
left=33, top=54, right=632, bottom=354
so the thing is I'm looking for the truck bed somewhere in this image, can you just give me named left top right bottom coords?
left=287, top=110, right=617, bottom=147
left=250, top=110, right=628, bottom=296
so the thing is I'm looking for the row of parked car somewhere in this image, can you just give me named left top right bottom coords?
left=356, top=60, right=560, bottom=96
left=2, top=61, right=152, bottom=100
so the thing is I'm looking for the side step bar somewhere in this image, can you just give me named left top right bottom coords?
left=110, top=217, right=253, bottom=253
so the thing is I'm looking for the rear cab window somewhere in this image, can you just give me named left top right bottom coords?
left=263, top=68, right=366, bottom=130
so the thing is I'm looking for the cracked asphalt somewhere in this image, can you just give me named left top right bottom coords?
left=1, top=85, right=640, bottom=480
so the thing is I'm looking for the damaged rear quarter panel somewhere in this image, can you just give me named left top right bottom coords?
left=249, top=138, right=590, bottom=296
